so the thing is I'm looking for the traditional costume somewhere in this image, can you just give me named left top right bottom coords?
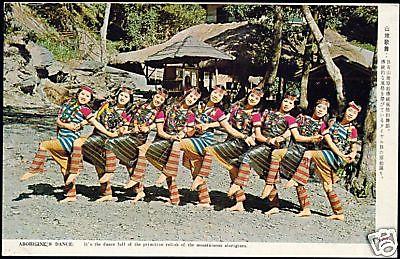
left=195, top=100, right=262, bottom=205
left=104, top=99, right=164, bottom=195
left=290, top=102, right=361, bottom=217
left=178, top=100, right=227, bottom=205
left=21, top=86, right=95, bottom=201
left=81, top=100, right=131, bottom=199
left=145, top=101, right=196, bottom=205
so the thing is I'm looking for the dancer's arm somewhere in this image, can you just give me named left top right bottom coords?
left=156, top=122, right=179, bottom=141
left=87, top=117, right=118, bottom=138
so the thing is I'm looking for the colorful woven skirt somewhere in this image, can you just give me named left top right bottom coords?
left=206, top=138, right=249, bottom=171
left=82, top=133, right=108, bottom=170
left=105, top=133, right=147, bottom=168
left=145, top=138, right=174, bottom=171
left=245, top=144, right=273, bottom=174
left=280, top=144, right=307, bottom=180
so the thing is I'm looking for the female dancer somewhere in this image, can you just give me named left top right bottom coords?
left=214, top=91, right=300, bottom=212
left=286, top=101, right=362, bottom=221
left=190, top=87, right=263, bottom=211
left=20, top=86, right=99, bottom=202
left=103, top=88, right=168, bottom=204
left=260, top=98, right=330, bottom=216
left=145, top=87, right=202, bottom=205
left=154, top=84, right=241, bottom=207
left=79, top=86, right=134, bottom=202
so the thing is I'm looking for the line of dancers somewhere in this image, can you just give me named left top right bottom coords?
left=20, top=84, right=362, bottom=221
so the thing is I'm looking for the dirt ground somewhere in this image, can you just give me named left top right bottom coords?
left=2, top=115, right=375, bottom=244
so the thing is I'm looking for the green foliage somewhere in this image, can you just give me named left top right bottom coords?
left=110, top=3, right=206, bottom=52
left=350, top=40, right=376, bottom=52
left=36, top=36, right=79, bottom=62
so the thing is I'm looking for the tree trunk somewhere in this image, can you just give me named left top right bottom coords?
left=299, top=10, right=319, bottom=110
left=100, top=3, right=111, bottom=64
left=301, top=5, right=345, bottom=112
left=258, top=5, right=283, bottom=92
left=352, top=49, right=377, bottom=198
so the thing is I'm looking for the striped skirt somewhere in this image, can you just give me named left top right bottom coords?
left=280, top=144, right=307, bottom=180
left=105, top=133, right=147, bottom=168
left=145, top=138, right=174, bottom=171
left=206, top=138, right=249, bottom=171
left=82, top=133, right=109, bottom=170
left=322, top=150, right=345, bottom=171
left=189, top=131, right=216, bottom=155
left=245, top=144, right=273, bottom=175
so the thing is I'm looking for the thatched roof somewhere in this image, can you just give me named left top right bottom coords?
left=110, top=22, right=373, bottom=78
left=145, top=35, right=235, bottom=68
left=110, top=22, right=247, bottom=65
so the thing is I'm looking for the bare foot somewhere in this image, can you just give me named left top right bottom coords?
left=95, top=195, right=113, bottom=202
left=155, top=173, right=167, bottom=187
left=265, top=207, right=280, bottom=216
left=131, top=191, right=146, bottom=205
left=20, top=171, right=39, bottom=181
left=99, top=173, right=112, bottom=184
left=124, top=179, right=138, bottom=189
left=190, top=176, right=205, bottom=191
left=260, top=184, right=274, bottom=199
left=227, top=184, right=241, bottom=197
left=226, top=203, right=245, bottom=212
left=327, top=214, right=345, bottom=221
left=296, top=208, right=311, bottom=217
left=65, top=174, right=77, bottom=185
left=197, top=203, right=211, bottom=208
left=59, top=196, right=77, bottom=203
left=284, top=179, right=298, bottom=188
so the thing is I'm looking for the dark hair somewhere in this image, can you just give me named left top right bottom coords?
left=180, top=87, right=203, bottom=108
left=75, top=88, right=95, bottom=110
left=335, top=101, right=361, bottom=128
left=110, top=88, right=135, bottom=108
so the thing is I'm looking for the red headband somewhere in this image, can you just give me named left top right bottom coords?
left=316, top=98, right=330, bottom=108
left=251, top=87, right=264, bottom=97
left=80, top=85, right=94, bottom=94
left=349, top=101, right=361, bottom=112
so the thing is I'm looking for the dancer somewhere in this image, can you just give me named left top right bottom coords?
left=157, top=85, right=232, bottom=207
left=286, top=101, right=362, bottom=221
left=145, top=87, right=202, bottom=205
left=221, top=90, right=300, bottom=213
left=80, top=86, right=133, bottom=202
left=20, top=86, right=98, bottom=202
left=191, top=87, right=263, bottom=211
left=260, top=98, right=329, bottom=216
left=104, top=88, right=168, bottom=204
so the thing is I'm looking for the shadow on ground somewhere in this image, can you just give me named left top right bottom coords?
left=13, top=183, right=328, bottom=216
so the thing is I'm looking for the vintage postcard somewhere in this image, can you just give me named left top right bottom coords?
left=2, top=2, right=398, bottom=257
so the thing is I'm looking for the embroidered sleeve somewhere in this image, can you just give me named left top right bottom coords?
left=122, top=111, right=132, bottom=125
left=213, top=108, right=226, bottom=122
left=319, top=121, right=328, bottom=133
left=80, top=106, right=94, bottom=120
left=350, top=126, right=358, bottom=140
left=286, top=115, right=298, bottom=129
left=155, top=110, right=165, bottom=123
left=186, top=112, right=196, bottom=127
left=252, top=112, right=262, bottom=127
